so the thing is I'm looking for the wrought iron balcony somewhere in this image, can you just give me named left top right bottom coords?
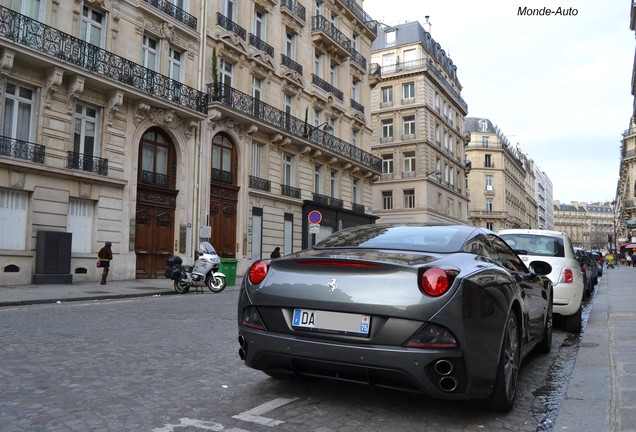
left=281, top=0, right=306, bottom=22
left=312, top=193, right=343, bottom=208
left=206, top=83, right=382, bottom=173
left=311, top=74, right=343, bottom=101
left=216, top=13, right=246, bottom=40
left=0, top=135, right=45, bottom=164
left=350, top=99, right=364, bottom=114
left=249, top=33, right=274, bottom=57
left=0, top=6, right=207, bottom=114
left=311, top=15, right=351, bottom=53
left=140, top=170, right=169, bottom=187
left=281, top=54, right=303, bottom=75
left=334, top=0, right=378, bottom=36
left=66, top=151, right=108, bottom=175
left=142, top=0, right=197, bottom=30
left=281, top=184, right=301, bottom=198
left=349, top=47, right=367, bottom=70
left=212, top=167, right=233, bottom=184
left=352, top=203, right=365, bottom=214
left=249, top=175, right=271, bottom=192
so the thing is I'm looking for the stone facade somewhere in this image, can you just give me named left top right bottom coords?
left=553, top=201, right=614, bottom=252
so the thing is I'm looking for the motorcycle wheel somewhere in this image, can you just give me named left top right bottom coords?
left=173, top=279, right=190, bottom=294
left=207, top=274, right=227, bottom=293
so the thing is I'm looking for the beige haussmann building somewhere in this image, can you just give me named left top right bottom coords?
left=0, top=0, right=382, bottom=285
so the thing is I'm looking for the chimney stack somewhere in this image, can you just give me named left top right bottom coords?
left=423, top=15, right=431, bottom=33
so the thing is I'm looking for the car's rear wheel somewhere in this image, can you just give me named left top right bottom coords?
left=564, top=305, right=582, bottom=333
left=486, top=312, right=520, bottom=412
left=535, top=292, right=553, bottom=354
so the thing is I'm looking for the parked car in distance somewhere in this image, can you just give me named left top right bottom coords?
left=498, top=229, right=584, bottom=333
left=574, top=247, right=598, bottom=297
left=591, top=251, right=604, bottom=277
left=238, top=224, right=553, bottom=412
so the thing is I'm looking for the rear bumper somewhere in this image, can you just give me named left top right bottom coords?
left=553, top=281, right=584, bottom=316
left=238, top=327, right=494, bottom=400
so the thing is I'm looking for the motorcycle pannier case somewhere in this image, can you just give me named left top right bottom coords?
left=165, top=267, right=181, bottom=280
left=165, top=256, right=182, bottom=267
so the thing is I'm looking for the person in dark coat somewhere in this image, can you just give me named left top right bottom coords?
left=98, top=242, right=113, bottom=285
left=270, top=247, right=281, bottom=259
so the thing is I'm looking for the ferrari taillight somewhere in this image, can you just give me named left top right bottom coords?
left=405, top=323, right=458, bottom=348
left=248, top=261, right=269, bottom=284
left=419, top=268, right=456, bottom=297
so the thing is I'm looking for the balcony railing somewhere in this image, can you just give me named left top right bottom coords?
left=0, top=6, right=207, bottom=114
left=212, top=167, right=233, bottom=184
left=248, top=33, right=274, bottom=57
left=350, top=99, right=364, bottom=113
left=142, top=0, right=197, bottom=30
left=0, top=135, right=45, bottom=164
left=349, top=47, right=367, bottom=70
left=140, top=170, right=169, bottom=187
left=311, top=15, right=351, bottom=52
left=281, top=54, right=303, bottom=75
left=335, top=0, right=378, bottom=36
left=66, top=151, right=108, bottom=175
left=313, top=193, right=343, bottom=208
left=280, top=0, right=306, bottom=22
left=352, top=203, right=365, bottom=214
left=249, top=175, right=271, bottom=192
left=311, top=74, right=343, bottom=101
left=207, top=83, right=381, bottom=172
left=216, top=13, right=246, bottom=40
left=281, top=184, right=301, bottom=198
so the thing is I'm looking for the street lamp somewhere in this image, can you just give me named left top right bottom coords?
left=611, top=200, right=618, bottom=260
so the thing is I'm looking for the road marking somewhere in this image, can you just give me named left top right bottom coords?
left=232, top=397, right=299, bottom=427
left=151, top=417, right=251, bottom=432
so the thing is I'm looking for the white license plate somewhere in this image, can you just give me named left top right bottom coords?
left=292, top=308, right=370, bottom=335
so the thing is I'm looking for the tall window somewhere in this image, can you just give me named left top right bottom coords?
left=141, top=129, right=171, bottom=187
left=403, top=48, right=416, bottom=64
left=314, top=53, right=323, bottom=78
left=73, top=103, right=99, bottom=161
left=0, top=188, right=28, bottom=250
left=382, top=191, right=393, bottom=210
left=403, top=151, right=415, bottom=172
left=482, top=136, right=489, bottom=147
left=402, top=82, right=414, bottom=99
left=404, top=189, right=415, bottom=209
left=381, top=119, right=393, bottom=140
left=351, top=130, right=358, bottom=147
left=17, top=0, right=43, bottom=19
left=141, top=35, right=158, bottom=70
left=435, top=124, right=441, bottom=144
left=314, top=164, right=323, bottom=194
left=252, top=142, right=264, bottom=178
left=435, top=92, right=440, bottom=112
left=382, top=154, right=393, bottom=174
left=67, top=198, right=93, bottom=253
left=386, top=29, right=396, bottom=46
left=382, top=53, right=395, bottom=72
left=80, top=5, right=104, bottom=47
left=486, top=198, right=494, bottom=212
left=252, top=76, right=262, bottom=116
left=254, top=9, right=265, bottom=39
left=224, top=0, right=237, bottom=20
left=284, top=93, right=292, bottom=128
left=381, top=86, right=393, bottom=104
left=485, top=154, right=492, bottom=167
left=403, top=115, right=415, bottom=136
left=168, top=47, right=183, bottom=82
left=447, top=198, right=454, bottom=217
left=486, top=174, right=493, bottom=190
left=283, top=154, right=295, bottom=186
left=2, top=81, right=36, bottom=143
left=285, top=32, right=295, bottom=59
left=212, top=134, right=233, bottom=183
left=330, top=62, right=338, bottom=87
left=486, top=222, right=493, bottom=230
left=352, top=80, right=359, bottom=102
left=219, top=58, right=233, bottom=98
left=352, top=178, right=360, bottom=204
left=330, top=170, right=339, bottom=198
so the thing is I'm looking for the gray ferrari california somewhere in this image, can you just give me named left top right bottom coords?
left=237, top=224, right=553, bottom=412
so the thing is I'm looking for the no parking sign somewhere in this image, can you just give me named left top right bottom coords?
left=308, top=210, right=322, bottom=225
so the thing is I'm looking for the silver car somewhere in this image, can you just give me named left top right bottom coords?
left=238, top=224, right=553, bottom=412
left=498, top=229, right=584, bottom=332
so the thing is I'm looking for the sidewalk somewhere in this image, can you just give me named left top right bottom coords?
left=554, top=265, right=636, bottom=432
left=0, top=277, right=243, bottom=307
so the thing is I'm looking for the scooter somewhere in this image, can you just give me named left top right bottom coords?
left=165, top=242, right=227, bottom=294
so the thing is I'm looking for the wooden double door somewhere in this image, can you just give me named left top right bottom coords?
left=135, top=202, right=175, bottom=279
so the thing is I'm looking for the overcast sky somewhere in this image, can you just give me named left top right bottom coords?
left=363, top=0, right=633, bottom=204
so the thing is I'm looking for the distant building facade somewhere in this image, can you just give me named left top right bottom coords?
left=535, top=165, right=554, bottom=230
left=464, top=117, right=538, bottom=231
left=369, top=21, right=470, bottom=224
left=553, top=201, right=613, bottom=251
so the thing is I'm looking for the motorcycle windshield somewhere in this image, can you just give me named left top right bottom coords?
left=199, top=242, right=217, bottom=254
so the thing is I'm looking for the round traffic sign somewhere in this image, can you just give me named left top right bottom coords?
left=308, top=210, right=322, bottom=225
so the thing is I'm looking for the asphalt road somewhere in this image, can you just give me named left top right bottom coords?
left=0, top=285, right=589, bottom=432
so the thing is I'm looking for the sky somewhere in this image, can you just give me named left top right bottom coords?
left=363, top=0, right=634, bottom=204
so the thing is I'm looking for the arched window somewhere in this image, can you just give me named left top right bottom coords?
left=212, top=133, right=234, bottom=184
left=139, top=128, right=174, bottom=188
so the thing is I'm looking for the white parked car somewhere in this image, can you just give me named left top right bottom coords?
left=498, top=229, right=584, bottom=333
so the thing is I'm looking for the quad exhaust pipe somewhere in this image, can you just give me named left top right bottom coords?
left=434, top=359, right=458, bottom=392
